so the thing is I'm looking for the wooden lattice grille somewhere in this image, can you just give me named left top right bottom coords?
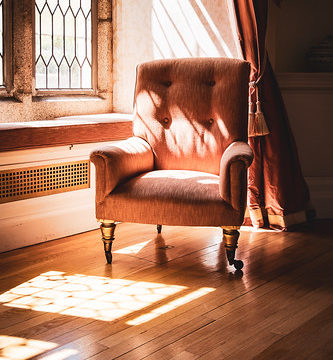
left=0, top=160, right=90, bottom=203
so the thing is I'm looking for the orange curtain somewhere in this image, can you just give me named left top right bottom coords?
left=232, top=0, right=314, bottom=229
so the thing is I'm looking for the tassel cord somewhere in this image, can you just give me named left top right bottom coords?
left=248, top=52, right=270, bottom=137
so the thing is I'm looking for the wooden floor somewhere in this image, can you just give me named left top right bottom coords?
left=0, top=219, right=332, bottom=360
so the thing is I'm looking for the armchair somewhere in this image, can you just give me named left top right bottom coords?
left=90, top=58, right=253, bottom=270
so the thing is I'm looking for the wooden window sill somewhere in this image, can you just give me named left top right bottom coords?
left=0, top=113, right=133, bottom=152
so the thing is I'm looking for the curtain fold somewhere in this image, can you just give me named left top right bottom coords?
left=232, top=0, right=314, bottom=229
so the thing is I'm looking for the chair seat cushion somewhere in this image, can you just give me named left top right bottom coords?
left=98, top=170, right=243, bottom=226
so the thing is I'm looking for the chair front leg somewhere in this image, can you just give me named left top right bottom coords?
left=99, top=220, right=116, bottom=264
left=222, top=227, right=243, bottom=270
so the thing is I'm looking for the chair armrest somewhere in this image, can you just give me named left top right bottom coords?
left=90, top=136, right=154, bottom=203
left=219, top=141, right=254, bottom=211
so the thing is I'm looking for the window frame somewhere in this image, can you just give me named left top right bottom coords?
left=32, top=0, right=98, bottom=97
left=0, top=0, right=13, bottom=94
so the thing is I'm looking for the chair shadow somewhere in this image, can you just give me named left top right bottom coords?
left=154, top=234, right=169, bottom=264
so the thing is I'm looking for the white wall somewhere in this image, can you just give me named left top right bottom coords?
left=277, top=73, right=333, bottom=218
left=112, top=0, right=241, bottom=113
left=112, top=0, right=333, bottom=219
left=272, top=0, right=333, bottom=73
left=0, top=142, right=112, bottom=253
left=269, top=1, right=333, bottom=218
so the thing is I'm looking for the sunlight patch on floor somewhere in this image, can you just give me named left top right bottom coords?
left=0, top=271, right=191, bottom=322
left=34, top=348, right=79, bottom=360
left=241, top=226, right=278, bottom=233
left=127, top=287, right=215, bottom=325
left=0, top=335, right=59, bottom=360
left=114, top=240, right=152, bottom=255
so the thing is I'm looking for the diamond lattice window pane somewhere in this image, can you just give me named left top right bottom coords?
left=35, top=0, right=45, bottom=12
left=47, top=57, right=58, bottom=88
left=59, top=60, right=69, bottom=88
left=81, top=0, right=91, bottom=16
left=71, top=58, right=80, bottom=88
left=47, top=0, right=57, bottom=13
left=53, top=8, right=64, bottom=64
left=60, top=0, right=69, bottom=14
left=87, top=12, right=92, bottom=63
left=65, top=10, right=75, bottom=65
left=41, top=34, right=52, bottom=64
left=40, top=6, right=52, bottom=64
left=76, top=10, right=86, bottom=64
left=82, top=60, right=91, bottom=88
left=36, top=57, right=46, bottom=88
left=35, top=0, right=92, bottom=90
left=71, top=0, right=81, bottom=16
left=35, top=12, right=40, bottom=58
left=40, top=4, right=52, bottom=35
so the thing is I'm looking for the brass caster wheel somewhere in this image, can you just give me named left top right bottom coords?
left=223, top=229, right=243, bottom=270
left=233, top=260, right=244, bottom=270
left=105, top=251, right=112, bottom=264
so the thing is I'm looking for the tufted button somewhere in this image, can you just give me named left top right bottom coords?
left=165, top=81, right=172, bottom=87
left=208, top=80, right=215, bottom=86
left=163, top=117, right=169, bottom=124
left=209, top=118, right=214, bottom=124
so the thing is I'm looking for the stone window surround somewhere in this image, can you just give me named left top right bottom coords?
left=0, top=0, right=113, bottom=123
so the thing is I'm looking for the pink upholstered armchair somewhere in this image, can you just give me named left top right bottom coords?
left=90, top=58, right=253, bottom=270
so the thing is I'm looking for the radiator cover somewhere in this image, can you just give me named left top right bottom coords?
left=0, top=160, right=90, bottom=203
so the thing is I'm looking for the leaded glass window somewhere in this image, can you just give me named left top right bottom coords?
left=35, top=0, right=93, bottom=90
left=0, top=0, right=4, bottom=86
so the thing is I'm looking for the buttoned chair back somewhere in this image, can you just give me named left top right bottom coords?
left=133, top=58, right=250, bottom=175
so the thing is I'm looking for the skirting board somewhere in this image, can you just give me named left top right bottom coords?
left=0, top=141, right=108, bottom=253
left=0, top=170, right=331, bottom=253
left=0, top=188, right=99, bottom=253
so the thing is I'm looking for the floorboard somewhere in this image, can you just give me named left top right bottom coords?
left=0, top=219, right=332, bottom=359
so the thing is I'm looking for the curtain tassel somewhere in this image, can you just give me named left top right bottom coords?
left=248, top=86, right=270, bottom=137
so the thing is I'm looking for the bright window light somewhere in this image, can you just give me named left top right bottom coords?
left=152, top=0, right=233, bottom=59
left=194, top=0, right=233, bottom=57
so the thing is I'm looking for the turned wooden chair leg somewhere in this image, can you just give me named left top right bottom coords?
left=157, top=224, right=162, bottom=234
left=100, top=220, right=116, bottom=264
left=222, top=228, right=243, bottom=270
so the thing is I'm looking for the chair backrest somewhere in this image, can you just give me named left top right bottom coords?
left=133, top=58, right=250, bottom=175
